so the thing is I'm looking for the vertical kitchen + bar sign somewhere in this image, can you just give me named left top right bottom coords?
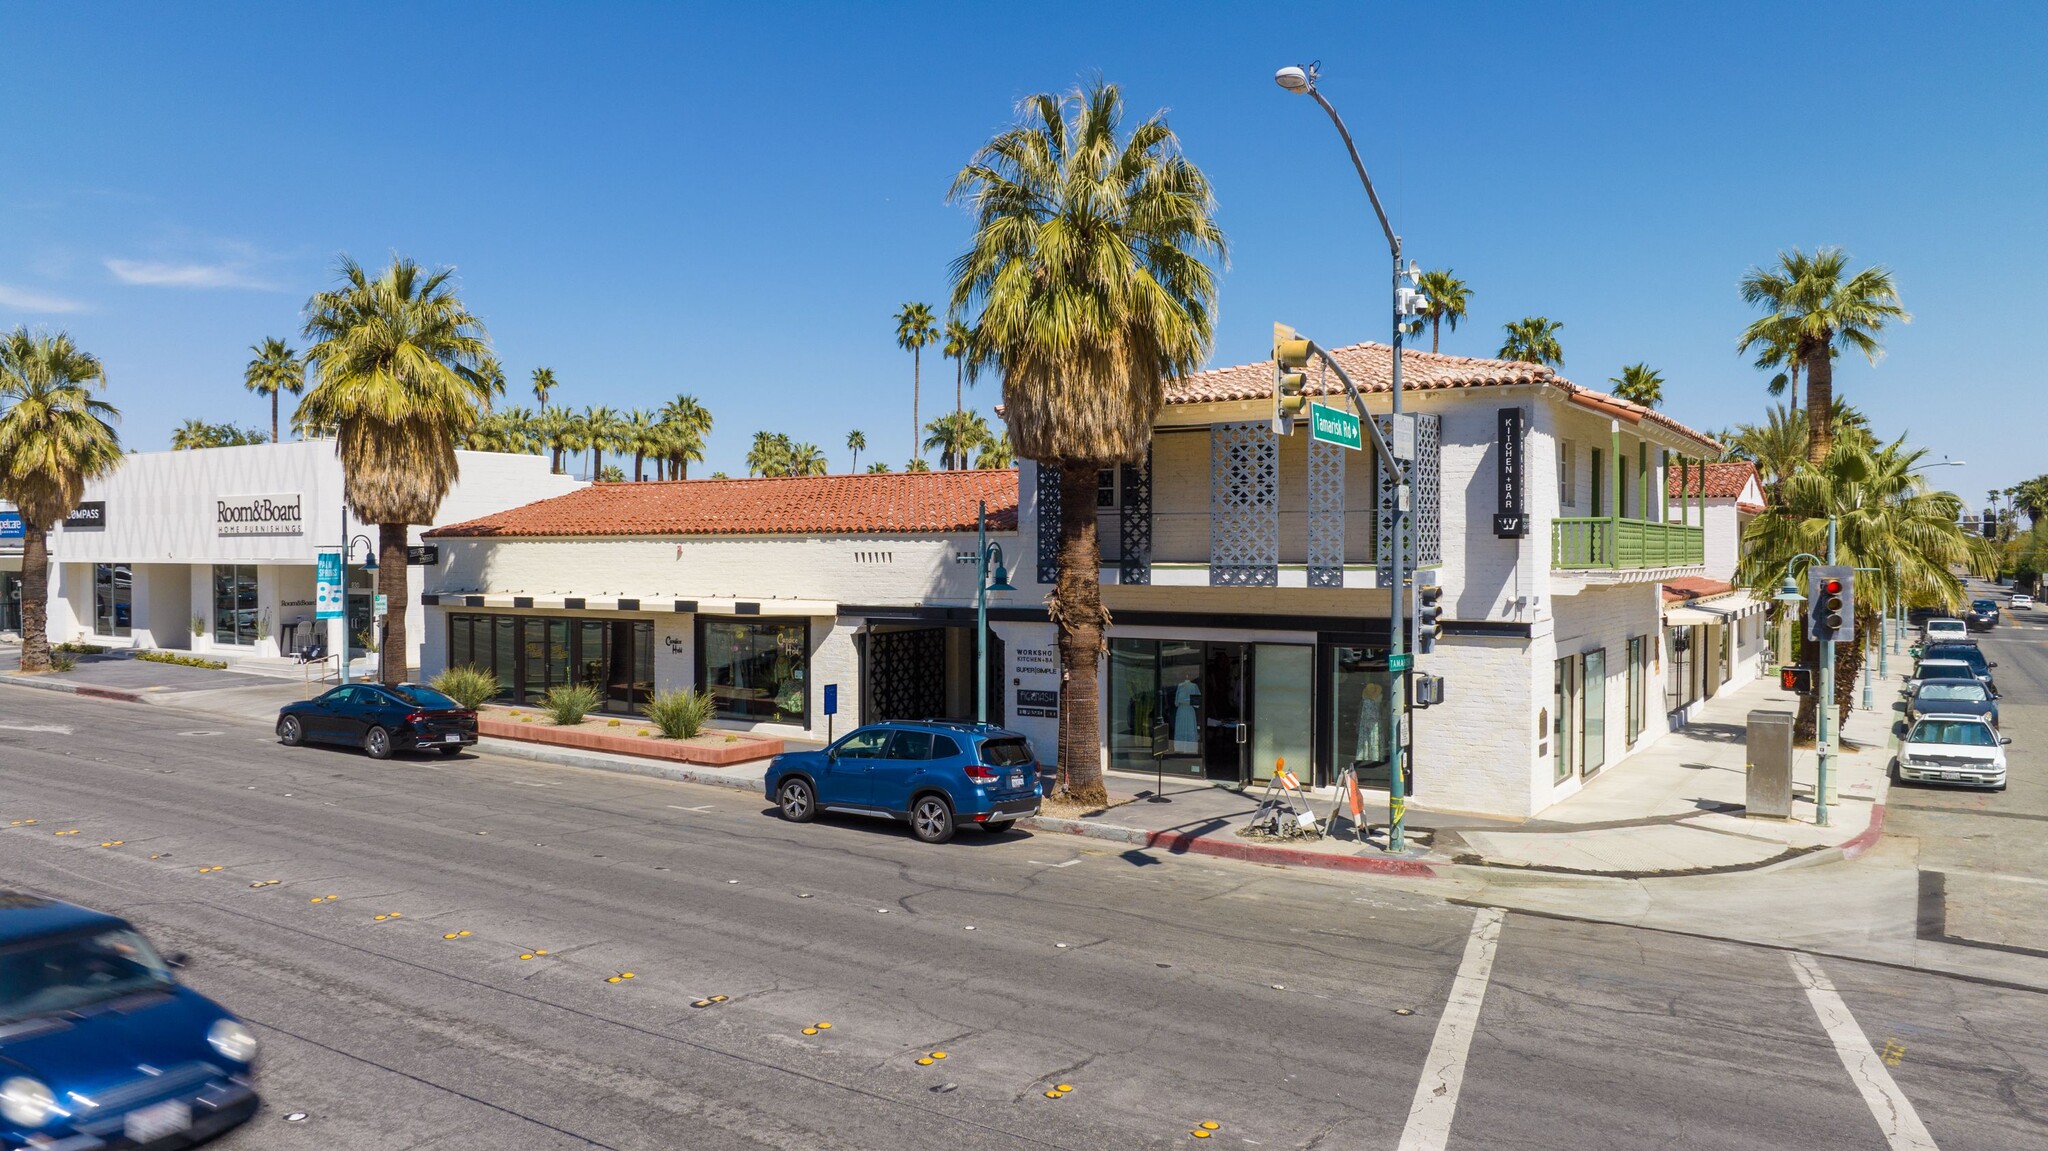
left=1493, top=407, right=1527, bottom=538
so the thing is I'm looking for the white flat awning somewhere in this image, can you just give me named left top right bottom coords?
left=1665, top=605, right=1722, bottom=626
left=432, top=594, right=839, bottom=616
left=1665, top=594, right=1765, bottom=626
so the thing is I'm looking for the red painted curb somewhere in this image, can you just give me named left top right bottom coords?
left=1154, top=830, right=1437, bottom=877
left=1841, top=802, right=1885, bottom=860
left=73, top=686, right=144, bottom=703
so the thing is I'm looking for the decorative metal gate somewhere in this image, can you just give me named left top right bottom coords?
left=868, top=628, right=948, bottom=721
left=1119, top=449, right=1153, bottom=585
left=1307, top=433, right=1346, bottom=587
left=1376, top=413, right=1442, bottom=581
left=1210, top=421, right=1278, bottom=586
left=1035, top=462, right=1062, bottom=585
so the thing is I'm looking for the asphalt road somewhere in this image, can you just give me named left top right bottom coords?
left=2, top=688, right=2045, bottom=1150
left=1885, top=581, right=2048, bottom=960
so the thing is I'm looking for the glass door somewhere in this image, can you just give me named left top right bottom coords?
left=1553, top=655, right=1579, bottom=783
left=1201, top=643, right=1248, bottom=783
left=1582, top=649, right=1606, bottom=776
left=1250, top=645, right=1312, bottom=785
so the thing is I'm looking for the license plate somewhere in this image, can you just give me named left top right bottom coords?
left=444, top=733, right=463, bottom=743
left=1007, top=771, right=1024, bottom=788
left=1943, top=772, right=1960, bottom=781
left=126, top=1099, right=191, bottom=1142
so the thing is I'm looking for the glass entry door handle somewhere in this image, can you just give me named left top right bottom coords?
left=1234, top=722, right=1248, bottom=745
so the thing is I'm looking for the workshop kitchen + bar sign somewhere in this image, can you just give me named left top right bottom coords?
left=216, top=493, right=305, bottom=536
left=1493, top=407, right=1528, bottom=538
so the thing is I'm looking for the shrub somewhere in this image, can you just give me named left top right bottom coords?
left=641, top=688, right=716, bottom=740
left=54, top=642, right=108, bottom=655
left=134, top=651, right=227, bottom=670
left=50, top=653, right=77, bottom=672
left=541, top=684, right=602, bottom=726
left=431, top=665, right=501, bottom=710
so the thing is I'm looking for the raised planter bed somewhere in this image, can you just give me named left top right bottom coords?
left=476, top=706, right=783, bottom=767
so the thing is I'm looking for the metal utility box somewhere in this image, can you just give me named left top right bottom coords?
left=1745, top=710, right=1795, bottom=819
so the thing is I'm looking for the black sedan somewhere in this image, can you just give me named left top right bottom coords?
left=277, top=682, right=477, bottom=759
left=1966, top=599, right=2001, bottom=632
left=1904, top=678, right=2000, bottom=728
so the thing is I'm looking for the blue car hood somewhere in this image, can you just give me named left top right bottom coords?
left=0, top=986, right=232, bottom=1100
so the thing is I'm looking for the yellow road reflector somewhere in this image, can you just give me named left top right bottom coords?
left=1192, top=1131, right=1211, bottom=1139
left=1201, top=1122, right=1221, bottom=1131
left=815, top=1022, right=831, bottom=1029
left=1044, top=1090, right=1062, bottom=1099
left=621, top=972, right=636, bottom=979
left=802, top=1028, right=819, bottom=1036
left=606, top=972, right=636, bottom=983
left=608, top=976, right=625, bottom=983
left=1057, top=1084, right=1074, bottom=1092
left=199, top=866, right=223, bottom=873
left=931, top=1051, right=947, bottom=1059
left=443, top=930, right=472, bottom=940
left=916, top=1058, right=935, bottom=1066
left=98, top=840, right=125, bottom=847
left=709, top=994, right=726, bottom=1002
left=55, top=829, right=79, bottom=836
left=520, top=953, right=535, bottom=960
left=374, top=914, right=403, bottom=921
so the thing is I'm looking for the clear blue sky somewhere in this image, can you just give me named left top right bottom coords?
left=4, top=2, right=2043, bottom=504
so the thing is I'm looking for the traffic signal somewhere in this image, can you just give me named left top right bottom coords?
left=1415, top=582, right=1444, bottom=654
left=1779, top=666, right=1813, bottom=695
left=1272, top=322, right=1311, bottom=434
left=1806, top=565, right=1855, bottom=644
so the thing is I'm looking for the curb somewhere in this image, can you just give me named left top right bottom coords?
left=0, top=673, right=145, bottom=704
left=473, top=737, right=769, bottom=797
left=1020, top=815, right=1437, bottom=877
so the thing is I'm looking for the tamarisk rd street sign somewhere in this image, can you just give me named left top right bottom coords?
left=1309, top=402, right=1362, bottom=451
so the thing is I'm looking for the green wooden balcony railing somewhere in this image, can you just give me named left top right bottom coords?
left=1552, top=518, right=1705, bottom=570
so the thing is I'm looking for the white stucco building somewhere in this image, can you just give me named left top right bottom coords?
left=1659, top=461, right=1772, bottom=720
left=41, top=442, right=581, bottom=671
left=415, top=343, right=1748, bottom=820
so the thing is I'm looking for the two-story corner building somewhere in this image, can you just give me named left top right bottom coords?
left=415, top=470, right=1024, bottom=739
left=1659, top=461, right=1771, bottom=721
left=38, top=442, right=582, bottom=669
left=991, top=342, right=1727, bottom=819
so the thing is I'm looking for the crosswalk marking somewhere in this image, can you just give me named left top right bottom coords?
left=1788, top=952, right=1939, bottom=1150
left=1396, top=906, right=1504, bottom=1151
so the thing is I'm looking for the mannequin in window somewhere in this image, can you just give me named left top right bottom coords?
left=1171, top=669, right=1201, bottom=754
left=1354, top=680, right=1387, bottom=765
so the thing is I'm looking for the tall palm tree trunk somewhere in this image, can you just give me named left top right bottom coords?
left=912, top=350, right=922, bottom=464
left=1805, top=344, right=1833, bottom=465
left=634, top=450, right=645, bottom=481
left=590, top=447, right=601, bottom=480
left=1431, top=316, right=1441, bottom=354
left=377, top=523, right=409, bottom=685
left=1051, top=460, right=1110, bottom=805
left=18, top=528, right=52, bottom=672
left=271, top=392, right=280, bottom=444
left=955, top=361, right=963, bottom=426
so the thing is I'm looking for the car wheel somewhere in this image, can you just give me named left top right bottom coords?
left=278, top=715, right=304, bottom=747
left=363, top=725, right=393, bottom=761
left=778, top=778, right=817, bottom=823
left=910, top=795, right=956, bottom=844
left=437, top=745, right=463, bottom=758
left=978, top=820, right=1014, bottom=835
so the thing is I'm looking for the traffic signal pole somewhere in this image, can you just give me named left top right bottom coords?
left=1817, top=517, right=1839, bottom=827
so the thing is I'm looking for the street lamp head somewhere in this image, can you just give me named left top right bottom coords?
left=1773, top=578, right=1804, bottom=605
left=1274, top=65, right=1312, bottom=93
left=987, top=561, right=1015, bottom=594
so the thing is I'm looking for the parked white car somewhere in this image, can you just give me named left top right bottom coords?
left=2012, top=593, right=2034, bottom=611
left=1921, top=618, right=1970, bottom=645
left=1895, top=714, right=2009, bottom=790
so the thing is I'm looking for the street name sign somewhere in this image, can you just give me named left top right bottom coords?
left=1308, top=402, right=1361, bottom=451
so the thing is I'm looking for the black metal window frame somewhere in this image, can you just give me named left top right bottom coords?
left=694, top=615, right=812, bottom=728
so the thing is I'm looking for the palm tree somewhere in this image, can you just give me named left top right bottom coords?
left=243, top=337, right=304, bottom=443
left=1498, top=317, right=1564, bottom=365
left=895, top=302, right=939, bottom=465
left=846, top=429, right=866, bottom=472
left=2012, top=476, right=2048, bottom=529
left=976, top=430, right=1015, bottom=469
left=1411, top=270, right=1470, bottom=354
left=1724, top=404, right=1807, bottom=507
left=866, top=461, right=892, bottom=474
left=533, top=407, right=573, bottom=474
left=785, top=442, right=828, bottom=477
left=1741, top=438, right=1992, bottom=738
left=531, top=367, right=558, bottom=412
left=924, top=410, right=990, bottom=470
left=943, top=318, right=972, bottom=421
left=0, top=330, right=122, bottom=672
left=1609, top=363, right=1664, bottom=408
left=580, top=405, right=626, bottom=480
left=657, top=394, right=711, bottom=480
left=948, top=78, right=1224, bottom=804
left=747, top=431, right=794, bottom=477
left=298, top=256, right=492, bottom=685
left=905, top=457, right=932, bottom=473
left=1738, top=247, right=1909, bottom=465
left=171, top=420, right=265, bottom=449
left=624, top=408, right=659, bottom=480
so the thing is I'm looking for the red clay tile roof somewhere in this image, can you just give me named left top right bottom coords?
left=1663, top=577, right=1735, bottom=603
left=1667, top=460, right=1760, bottom=500
left=427, top=470, right=1020, bottom=539
left=1168, top=342, right=1722, bottom=455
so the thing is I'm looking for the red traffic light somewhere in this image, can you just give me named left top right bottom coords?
left=1822, top=578, right=1843, bottom=595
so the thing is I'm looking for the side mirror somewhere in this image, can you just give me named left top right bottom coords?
left=1891, top=701, right=1907, bottom=712
left=1990, top=662, right=1999, bottom=668
left=2001, top=736, right=2013, bottom=746
left=1892, top=721, right=1908, bottom=737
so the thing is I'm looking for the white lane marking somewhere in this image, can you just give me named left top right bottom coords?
left=1027, top=859, right=1081, bottom=868
left=1396, top=906, right=1504, bottom=1151
left=1788, top=952, right=1939, bottom=1150
left=0, top=723, right=72, bottom=734
left=667, top=804, right=715, bottom=813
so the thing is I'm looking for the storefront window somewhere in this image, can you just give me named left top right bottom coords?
left=212, top=564, right=257, bottom=645
left=1626, top=636, right=1645, bottom=743
left=700, top=618, right=808, bottom=725
left=1583, top=648, right=1606, bottom=773
left=1, top=572, right=20, bottom=634
left=1330, top=645, right=1396, bottom=788
left=94, top=563, right=131, bottom=637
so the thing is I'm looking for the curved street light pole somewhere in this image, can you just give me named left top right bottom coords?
left=1277, top=63, right=1415, bottom=853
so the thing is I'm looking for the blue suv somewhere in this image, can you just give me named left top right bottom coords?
left=1, top=893, right=259, bottom=1148
left=765, top=722, right=1042, bottom=843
